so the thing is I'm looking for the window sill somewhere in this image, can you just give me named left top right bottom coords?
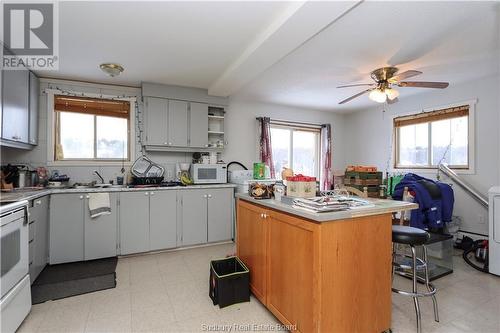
left=392, top=166, right=475, bottom=176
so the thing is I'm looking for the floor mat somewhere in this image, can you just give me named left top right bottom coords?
left=31, top=257, right=117, bottom=304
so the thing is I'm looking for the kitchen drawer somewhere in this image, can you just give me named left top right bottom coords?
left=29, top=222, right=35, bottom=242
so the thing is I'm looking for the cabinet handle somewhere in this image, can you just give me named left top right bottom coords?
left=86, top=195, right=90, bottom=199
left=79, top=195, right=84, bottom=199
left=203, top=194, right=207, bottom=198
left=208, top=194, right=212, bottom=198
left=168, top=142, right=172, bottom=145
left=145, top=192, right=149, bottom=195
left=204, top=144, right=208, bottom=147
left=150, top=192, right=155, bottom=196
left=164, top=142, right=168, bottom=145
left=260, top=213, right=264, bottom=218
left=35, top=200, right=42, bottom=206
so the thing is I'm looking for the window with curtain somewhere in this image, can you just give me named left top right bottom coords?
left=270, top=121, right=321, bottom=179
left=394, top=105, right=470, bottom=169
left=54, top=95, right=130, bottom=161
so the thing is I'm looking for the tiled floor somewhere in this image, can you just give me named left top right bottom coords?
left=18, top=243, right=500, bottom=333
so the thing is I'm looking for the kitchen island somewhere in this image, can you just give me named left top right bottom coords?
left=236, top=194, right=418, bottom=333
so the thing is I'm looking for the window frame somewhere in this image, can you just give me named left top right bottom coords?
left=46, top=90, right=136, bottom=166
left=392, top=100, right=476, bottom=174
left=269, top=120, right=321, bottom=179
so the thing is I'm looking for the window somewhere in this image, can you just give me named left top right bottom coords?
left=270, top=122, right=320, bottom=179
left=394, top=105, right=470, bottom=169
left=54, top=95, right=130, bottom=161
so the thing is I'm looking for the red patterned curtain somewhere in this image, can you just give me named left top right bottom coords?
left=258, top=117, right=275, bottom=178
left=320, top=124, right=332, bottom=190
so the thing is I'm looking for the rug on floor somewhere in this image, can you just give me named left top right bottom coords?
left=31, top=257, right=117, bottom=304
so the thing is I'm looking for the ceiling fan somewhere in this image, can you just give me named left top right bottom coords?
left=337, top=66, right=449, bottom=105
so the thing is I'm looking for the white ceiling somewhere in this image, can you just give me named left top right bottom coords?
left=37, top=1, right=292, bottom=88
left=234, top=1, right=500, bottom=112
left=35, top=1, right=499, bottom=113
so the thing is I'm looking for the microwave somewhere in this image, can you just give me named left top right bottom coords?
left=191, top=164, right=227, bottom=184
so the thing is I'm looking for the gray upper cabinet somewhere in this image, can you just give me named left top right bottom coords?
left=181, top=189, right=208, bottom=246
left=119, top=191, right=150, bottom=255
left=50, top=194, right=85, bottom=264
left=145, top=97, right=168, bottom=145
left=207, top=188, right=233, bottom=243
left=168, top=100, right=188, bottom=146
left=28, top=72, right=39, bottom=145
left=189, top=102, right=208, bottom=148
left=149, top=190, right=177, bottom=251
left=2, top=70, right=29, bottom=143
left=84, top=193, right=118, bottom=260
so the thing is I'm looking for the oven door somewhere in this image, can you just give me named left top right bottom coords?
left=1, top=208, right=29, bottom=299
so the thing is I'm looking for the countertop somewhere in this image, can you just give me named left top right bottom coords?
left=236, top=193, right=418, bottom=222
left=0, top=183, right=237, bottom=203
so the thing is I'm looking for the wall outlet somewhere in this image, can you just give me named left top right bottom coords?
left=478, top=214, right=486, bottom=224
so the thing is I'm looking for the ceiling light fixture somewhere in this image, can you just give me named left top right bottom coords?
left=385, top=88, right=399, bottom=100
left=99, top=63, right=124, bottom=77
left=369, top=89, right=387, bottom=103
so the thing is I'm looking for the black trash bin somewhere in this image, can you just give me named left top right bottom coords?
left=209, top=256, right=250, bottom=308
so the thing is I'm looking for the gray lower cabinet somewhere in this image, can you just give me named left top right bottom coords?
left=84, top=193, right=118, bottom=261
left=50, top=193, right=118, bottom=264
left=207, top=188, right=233, bottom=243
left=119, top=191, right=150, bottom=255
left=149, top=190, right=177, bottom=251
left=49, top=194, right=85, bottom=264
left=28, top=196, right=49, bottom=283
left=180, top=188, right=233, bottom=246
left=181, top=190, right=208, bottom=246
left=189, top=102, right=208, bottom=148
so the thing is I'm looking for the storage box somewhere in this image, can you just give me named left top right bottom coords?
left=286, top=175, right=316, bottom=198
left=209, top=256, right=250, bottom=308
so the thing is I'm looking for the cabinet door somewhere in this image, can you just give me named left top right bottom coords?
left=181, top=189, right=207, bottom=246
left=119, top=192, right=150, bottom=255
left=84, top=193, right=118, bottom=260
left=266, top=211, right=318, bottom=333
left=189, top=102, right=208, bottom=148
left=149, top=190, right=177, bottom=251
left=207, top=188, right=232, bottom=242
left=168, top=100, right=188, bottom=146
left=33, top=196, right=48, bottom=280
left=49, top=194, right=85, bottom=264
left=236, top=200, right=267, bottom=304
left=2, top=70, right=29, bottom=143
left=145, top=97, right=168, bottom=145
left=28, top=72, right=39, bottom=145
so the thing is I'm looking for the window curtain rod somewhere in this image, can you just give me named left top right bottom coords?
left=256, top=117, right=323, bottom=129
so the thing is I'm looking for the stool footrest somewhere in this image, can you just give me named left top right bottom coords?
left=392, top=283, right=437, bottom=298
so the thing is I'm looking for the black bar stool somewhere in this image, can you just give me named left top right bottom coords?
left=392, top=225, right=439, bottom=333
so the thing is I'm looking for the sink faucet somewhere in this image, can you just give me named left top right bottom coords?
left=93, top=170, right=104, bottom=184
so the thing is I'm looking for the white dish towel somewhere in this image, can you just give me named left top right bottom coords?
left=88, top=193, right=111, bottom=218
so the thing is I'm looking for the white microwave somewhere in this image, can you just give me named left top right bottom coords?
left=191, top=164, right=227, bottom=184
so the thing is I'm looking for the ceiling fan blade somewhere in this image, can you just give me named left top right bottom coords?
left=397, top=81, right=449, bottom=89
left=337, top=83, right=375, bottom=88
left=338, top=89, right=373, bottom=105
left=388, top=70, right=423, bottom=83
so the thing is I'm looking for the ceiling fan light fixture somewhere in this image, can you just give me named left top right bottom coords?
left=369, top=89, right=387, bottom=103
left=99, top=63, right=124, bottom=77
left=385, top=88, right=400, bottom=100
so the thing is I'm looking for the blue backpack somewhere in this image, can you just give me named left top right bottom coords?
left=393, top=173, right=454, bottom=230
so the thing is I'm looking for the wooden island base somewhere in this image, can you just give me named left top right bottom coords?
left=236, top=199, right=392, bottom=333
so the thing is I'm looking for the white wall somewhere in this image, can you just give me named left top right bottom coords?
left=1, top=79, right=348, bottom=183
left=344, top=75, right=500, bottom=235
left=223, top=100, right=347, bottom=172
